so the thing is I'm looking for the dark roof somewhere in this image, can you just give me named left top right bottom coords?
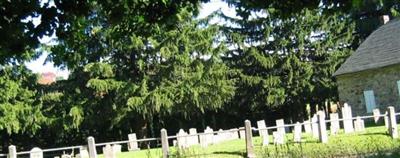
left=333, top=19, right=400, bottom=76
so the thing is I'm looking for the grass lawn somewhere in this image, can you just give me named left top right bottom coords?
left=99, top=124, right=400, bottom=158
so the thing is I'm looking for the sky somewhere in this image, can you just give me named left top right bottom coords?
left=25, top=0, right=236, bottom=79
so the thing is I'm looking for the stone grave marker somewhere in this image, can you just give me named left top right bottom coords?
left=112, top=144, right=121, bottom=154
left=384, top=112, right=389, bottom=129
left=273, top=131, right=284, bottom=144
left=293, top=122, right=302, bottom=143
left=239, top=127, right=246, bottom=139
left=30, top=147, right=43, bottom=158
left=213, top=129, right=223, bottom=144
left=202, top=126, right=213, bottom=146
left=128, top=133, right=140, bottom=151
left=257, top=120, right=269, bottom=146
left=219, top=129, right=228, bottom=142
left=173, top=140, right=178, bottom=147
left=373, top=109, right=381, bottom=123
left=354, top=117, right=365, bottom=132
left=79, top=147, right=89, bottom=158
left=311, top=114, right=319, bottom=138
left=330, top=113, right=340, bottom=135
left=102, top=144, right=115, bottom=158
left=342, top=103, right=354, bottom=133
left=318, top=111, right=328, bottom=143
left=177, top=129, right=189, bottom=148
left=230, top=128, right=239, bottom=140
left=304, top=120, right=312, bottom=134
left=189, top=128, right=199, bottom=146
left=276, top=119, right=285, bottom=135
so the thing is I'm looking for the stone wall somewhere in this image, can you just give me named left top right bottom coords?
left=336, top=64, right=400, bottom=116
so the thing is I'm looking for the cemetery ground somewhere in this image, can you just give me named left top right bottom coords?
left=99, top=124, right=400, bottom=158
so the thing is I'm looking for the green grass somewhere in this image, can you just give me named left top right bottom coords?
left=99, top=124, right=400, bottom=158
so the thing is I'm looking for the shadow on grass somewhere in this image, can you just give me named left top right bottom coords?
left=359, top=132, right=388, bottom=136
left=212, top=151, right=245, bottom=156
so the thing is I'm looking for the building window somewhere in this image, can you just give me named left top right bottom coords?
left=363, top=90, right=376, bottom=113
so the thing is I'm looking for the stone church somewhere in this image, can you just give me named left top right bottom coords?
left=334, top=16, right=400, bottom=115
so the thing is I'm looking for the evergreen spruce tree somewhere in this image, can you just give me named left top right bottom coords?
left=218, top=8, right=355, bottom=121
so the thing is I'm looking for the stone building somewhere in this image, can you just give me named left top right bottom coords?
left=333, top=17, right=400, bottom=115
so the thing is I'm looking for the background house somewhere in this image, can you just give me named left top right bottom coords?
left=38, top=72, right=57, bottom=85
left=334, top=17, right=400, bottom=115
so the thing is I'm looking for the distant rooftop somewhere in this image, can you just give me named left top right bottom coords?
left=334, top=18, right=400, bottom=76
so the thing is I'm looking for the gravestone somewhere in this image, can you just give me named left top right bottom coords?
left=330, top=113, right=340, bottom=135
left=30, top=147, right=43, bottom=158
left=373, top=109, right=381, bottom=123
left=311, top=114, right=319, bottom=138
left=318, top=111, right=328, bottom=143
left=257, top=120, right=269, bottom=146
left=128, top=133, right=140, bottom=151
left=177, top=129, right=189, bottom=148
left=342, top=103, right=354, bottom=133
left=189, top=128, right=199, bottom=145
left=276, top=119, right=285, bottom=135
left=384, top=112, right=389, bottom=129
left=273, top=131, right=284, bottom=144
left=79, top=147, right=89, bottom=158
left=239, top=127, right=246, bottom=139
left=113, top=145, right=122, bottom=154
left=293, top=122, right=302, bottom=142
left=173, top=140, right=178, bottom=147
left=304, top=120, right=312, bottom=134
left=213, top=129, right=224, bottom=144
left=102, top=144, right=115, bottom=158
left=230, top=128, right=239, bottom=140
left=200, top=128, right=215, bottom=147
left=354, top=117, right=365, bottom=132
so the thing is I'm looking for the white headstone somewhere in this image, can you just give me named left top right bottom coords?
left=373, top=109, right=381, bottom=123
left=102, top=144, right=115, bottom=158
left=354, top=117, right=365, bottom=132
left=219, top=129, right=229, bottom=142
left=276, top=119, right=285, bottom=135
left=30, top=147, right=43, bottom=158
left=213, top=129, right=223, bottom=144
left=128, top=133, right=140, bottom=151
left=79, top=147, right=89, bottom=158
left=384, top=112, right=389, bottom=129
left=189, top=128, right=199, bottom=145
left=311, top=114, right=319, bottom=138
left=342, top=103, right=354, bottom=133
left=257, top=120, right=269, bottom=146
left=239, top=127, right=246, bottom=139
left=112, top=145, right=121, bottom=154
left=202, top=126, right=214, bottom=146
left=304, top=120, right=312, bottom=134
left=173, top=140, right=178, bottom=147
left=177, top=129, right=189, bottom=148
left=273, top=131, right=284, bottom=144
left=293, top=122, right=302, bottom=142
left=230, top=128, right=239, bottom=140
left=330, top=113, right=340, bottom=135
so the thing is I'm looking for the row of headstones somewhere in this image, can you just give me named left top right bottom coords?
left=23, top=147, right=88, bottom=158
left=256, top=104, right=390, bottom=145
left=174, top=126, right=243, bottom=149
left=20, top=132, right=141, bottom=158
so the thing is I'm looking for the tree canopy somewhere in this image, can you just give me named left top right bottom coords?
left=0, top=0, right=400, bottom=150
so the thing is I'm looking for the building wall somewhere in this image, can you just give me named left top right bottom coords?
left=336, top=64, right=400, bottom=116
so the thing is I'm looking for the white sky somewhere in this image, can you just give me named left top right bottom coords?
left=25, top=0, right=236, bottom=79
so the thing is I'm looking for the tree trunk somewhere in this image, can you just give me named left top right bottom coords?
left=134, top=117, right=148, bottom=148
